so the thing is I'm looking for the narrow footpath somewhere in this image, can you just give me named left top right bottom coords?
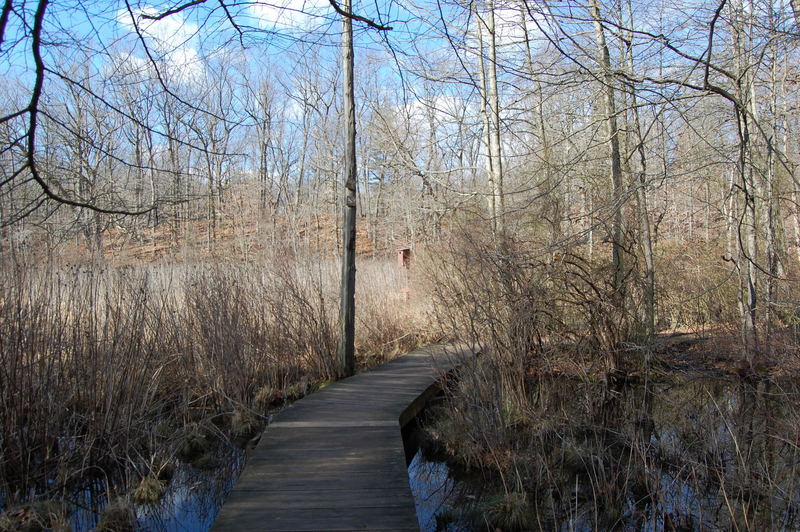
left=212, top=344, right=475, bottom=531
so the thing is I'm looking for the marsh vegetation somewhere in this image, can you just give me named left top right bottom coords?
left=414, top=375, right=800, bottom=531
left=2, top=0, right=800, bottom=529
left=0, top=254, right=434, bottom=529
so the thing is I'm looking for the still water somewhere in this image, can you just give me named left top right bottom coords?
left=0, top=445, right=244, bottom=531
left=3, top=376, right=799, bottom=530
left=407, top=376, right=800, bottom=531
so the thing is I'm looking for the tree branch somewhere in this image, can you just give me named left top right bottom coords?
left=123, top=0, right=231, bottom=124
left=327, top=0, right=391, bottom=31
left=140, top=0, right=208, bottom=21
left=704, top=0, right=727, bottom=91
left=218, top=0, right=244, bottom=45
left=0, top=0, right=13, bottom=50
left=25, top=0, right=154, bottom=216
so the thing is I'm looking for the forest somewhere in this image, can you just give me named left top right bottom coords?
left=1, top=0, right=800, bottom=529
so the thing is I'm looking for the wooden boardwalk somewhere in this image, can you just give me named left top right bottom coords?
left=211, top=344, right=474, bottom=532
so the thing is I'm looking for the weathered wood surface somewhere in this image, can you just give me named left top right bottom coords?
left=211, top=344, right=475, bottom=532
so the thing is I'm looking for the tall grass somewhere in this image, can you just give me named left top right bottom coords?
left=420, top=225, right=800, bottom=529
left=427, top=376, right=800, bottom=530
left=421, top=229, right=635, bottom=377
left=0, top=253, right=434, bottom=506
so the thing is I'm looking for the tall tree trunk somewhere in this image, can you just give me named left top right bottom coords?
left=731, top=0, right=759, bottom=362
left=793, top=190, right=800, bottom=265
left=764, top=0, right=785, bottom=340
left=588, top=0, right=627, bottom=347
left=486, top=1, right=504, bottom=237
left=337, top=0, right=357, bottom=378
left=295, top=105, right=310, bottom=210
left=476, top=10, right=496, bottom=239
left=736, top=104, right=759, bottom=362
left=625, top=0, right=656, bottom=344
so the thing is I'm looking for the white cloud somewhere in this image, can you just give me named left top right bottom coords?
left=249, top=0, right=330, bottom=29
left=494, top=4, right=527, bottom=46
left=116, top=6, right=202, bottom=80
left=409, top=94, right=468, bottom=124
left=286, top=98, right=305, bottom=120
left=468, top=1, right=552, bottom=51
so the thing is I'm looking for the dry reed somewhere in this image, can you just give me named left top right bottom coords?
left=0, top=252, right=434, bottom=509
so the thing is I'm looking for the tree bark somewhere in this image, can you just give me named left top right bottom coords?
left=476, top=9, right=496, bottom=239
left=337, top=0, right=357, bottom=378
left=731, top=0, right=759, bottom=362
left=625, top=0, right=655, bottom=343
left=588, top=0, right=627, bottom=326
left=475, top=2, right=504, bottom=241
left=486, top=1, right=505, bottom=237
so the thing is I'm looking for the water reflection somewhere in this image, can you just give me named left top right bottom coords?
left=409, top=449, right=468, bottom=531
left=6, top=376, right=800, bottom=530
left=1, top=444, right=244, bottom=531
left=409, top=376, right=800, bottom=531
left=135, top=448, right=243, bottom=531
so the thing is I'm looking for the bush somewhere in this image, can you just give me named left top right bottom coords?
left=0, top=251, right=433, bottom=506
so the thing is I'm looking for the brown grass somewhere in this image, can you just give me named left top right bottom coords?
left=419, top=223, right=800, bottom=530
left=0, top=250, right=435, bottom=507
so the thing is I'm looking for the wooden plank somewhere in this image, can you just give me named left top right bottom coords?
left=211, top=344, right=475, bottom=531
left=248, top=449, right=407, bottom=464
left=218, top=488, right=415, bottom=507
left=267, top=420, right=400, bottom=428
left=213, top=506, right=420, bottom=531
left=233, top=472, right=413, bottom=492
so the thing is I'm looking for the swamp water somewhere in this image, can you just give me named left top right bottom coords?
left=4, top=376, right=800, bottom=530
left=0, top=444, right=245, bottom=531
left=407, top=376, right=800, bottom=531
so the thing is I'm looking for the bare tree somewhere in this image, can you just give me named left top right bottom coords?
left=337, top=0, right=358, bottom=377
left=588, top=0, right=628, bottom=345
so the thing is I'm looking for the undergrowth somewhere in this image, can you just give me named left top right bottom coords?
left=421, top=227, right=800, bottom=530
left=0, top=251, right=434, bottom=517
